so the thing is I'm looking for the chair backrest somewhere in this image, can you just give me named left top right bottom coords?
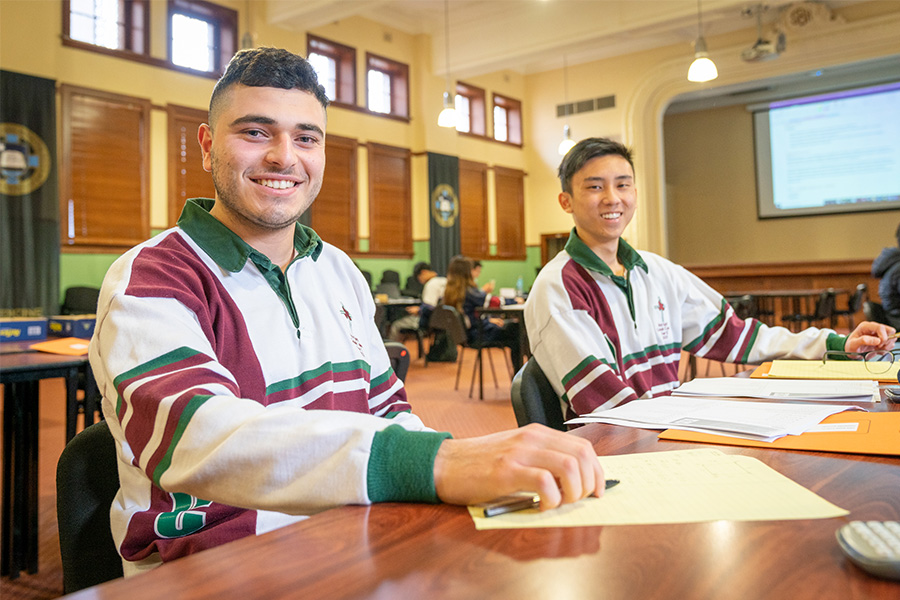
left=849, top=283, right=868, bottom=312
left=380, top=269, right=401, bottom=285
left=361, top=270, right=373, bottom=291
left=814, top=289, right=836, bottom=320
left=374, top=282, right=402, bottom=299
left=428, top=305, right=468, bottom=347
left=383, top=341, right=410, bottom=382
left=56, top=420, right=123, bottom=593
left=61, top=286, right=101, bottom=315
left=864, top=300, right=889, bottom=325
left=510, top=359, right=566, bottom=431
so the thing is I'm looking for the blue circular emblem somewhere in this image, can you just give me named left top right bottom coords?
left=431, top=184, right=459, bottom=228
left=0, top=123, right=51, bottom=196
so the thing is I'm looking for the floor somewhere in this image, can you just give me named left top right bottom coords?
left=0, top=342, right=747, bottom=600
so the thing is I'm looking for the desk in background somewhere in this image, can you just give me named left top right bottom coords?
left=66, top=412, right=899, bottom=600
left=0, top=343, right=99, bottom=578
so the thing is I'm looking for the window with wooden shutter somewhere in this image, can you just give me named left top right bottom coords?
left=60, top=84, right=151, bottom=251
left=493, top=166, right=526, bottom=260
left=167, top=104, right=215, bottom=227
left=367, top=143, right=411, bottom=256
left=458, top=159, right=488, bottom=259
left=309, top=134, right=358, bottom=252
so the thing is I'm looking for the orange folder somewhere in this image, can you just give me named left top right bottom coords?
left=29, top=337, right=90, bottom=356
left=659, top=411, right=900, bottom=457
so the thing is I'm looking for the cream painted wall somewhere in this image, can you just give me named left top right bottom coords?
left=663, top=105, right=900, bottom=266
left=522, top=2, right=900, bottom=264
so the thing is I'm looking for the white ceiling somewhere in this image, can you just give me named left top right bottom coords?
left=262, top=0, right=865, bottom=77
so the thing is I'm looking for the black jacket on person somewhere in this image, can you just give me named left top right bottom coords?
left=872, top=247, right=900, bottom=322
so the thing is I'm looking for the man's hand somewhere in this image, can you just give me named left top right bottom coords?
left=432, top=424, right=604, bottom=511
left=845, top=320, right=897, bottom=353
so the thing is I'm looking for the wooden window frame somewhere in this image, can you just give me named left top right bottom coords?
left=307, top=34, right=357, bottom=108
left=365, top=53, right=410, bottom=121
left=167, top=104, right=215, bottom=227
left=61, top=0, right=234, bottom=80
left=167, top=0, right=237, bottom=78
left=367, top=143, right=412, bottom=257
left=309, top=134, right=359, bottom=253
left=59, top=84, right=151, bottom=253
left=458, top=159, right=489, bottom=260
left=492, top=93, right=523, bottom=147
left=63, top=0, right=150, bottom=56
left=456, top=81, right=487, bottom=137
left=492, top=166, right=526, bottom=260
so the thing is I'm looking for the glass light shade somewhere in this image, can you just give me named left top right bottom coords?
left=557, top=125, right=576, bottom=156
left=688, top=53, right=718, bottom=82
left=438, top=91, right=457, bottom=128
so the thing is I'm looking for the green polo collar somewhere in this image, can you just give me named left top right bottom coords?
left=177, top=198, right=323, bottom=273
left=564, top=228, right=647, bottom=277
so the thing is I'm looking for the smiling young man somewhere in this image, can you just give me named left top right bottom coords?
left=524, top=137, right=896, bottom=421
left=90, top=48, right=603, bottom=576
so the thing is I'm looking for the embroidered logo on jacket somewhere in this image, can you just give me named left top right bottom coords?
left=340, top=303, right=366, bottom=356
left=654, top=297, right=671, bottom=339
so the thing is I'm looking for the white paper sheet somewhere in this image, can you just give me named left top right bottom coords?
left=672, top=377, right=879, bottom=402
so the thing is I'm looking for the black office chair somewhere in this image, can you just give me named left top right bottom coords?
left=56, top=420, right=124, bottom=594
left=384, top=341, right=410, bottom=382
left=60, top=286, right=101, bottom=315
left=510, top=359, right=566, bottom=431
left=380, top=269, right=401, bottom=286
left=781, top=289, right=836, bottom=332
left=429, top=305, right=505, bottom=400
left=833, top=283, right=867, bottom=330
left=374, top=282, right=402, bottom=299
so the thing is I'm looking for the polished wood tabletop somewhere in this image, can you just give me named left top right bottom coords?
left=67, top=419, right=900, bottom=600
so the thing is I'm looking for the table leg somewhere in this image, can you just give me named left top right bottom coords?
left=65, top=366, right=79, bottom=443
left=1, top=383, right=13, bottom=577
left=25, top=380, right=40, bottom=574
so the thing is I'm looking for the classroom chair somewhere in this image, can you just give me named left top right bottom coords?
left=509, top=359, right=566, bottom=431
left=428, top=305, right=506, bottom=400
left=384, top=340, right=410, bottom=382
left=56, top=420, right=124, bottom=594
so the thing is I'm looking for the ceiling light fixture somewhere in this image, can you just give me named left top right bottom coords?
left=557, top=55, right=576, bottom=156
left=688, top=0, right=718, bottom=83
left=437, top=0, right=457, bottom=128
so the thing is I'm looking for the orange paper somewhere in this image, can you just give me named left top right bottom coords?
left=29, top=337, right=90, bottom=356
left=659, top=411, right=900, bottom=457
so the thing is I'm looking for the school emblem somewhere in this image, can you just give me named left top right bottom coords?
left=340, top=303, right=365, bottom=355
left=0, top=123, right=52, bottom=196
left=653, top=297, right=671, bottom=339
left=430, top=184, right=459, bottom=228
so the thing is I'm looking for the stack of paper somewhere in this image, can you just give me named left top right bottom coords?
left=567, top=396, right=862, bottom=442
left=672, top=377, right=879, bottom=403
left=766, top=360, right=900, bottom=382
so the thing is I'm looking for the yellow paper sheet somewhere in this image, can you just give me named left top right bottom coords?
left=766, top=359, right=900, bottom=382
left=468, top=448, right=847, bottom=530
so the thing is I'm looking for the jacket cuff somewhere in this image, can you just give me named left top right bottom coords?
left=367, top=425, right=452, bottom=503
left=827, top=333, right=848, bottom=353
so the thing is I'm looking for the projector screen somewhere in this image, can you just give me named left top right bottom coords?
left=752, top=81, right=900, bottom=219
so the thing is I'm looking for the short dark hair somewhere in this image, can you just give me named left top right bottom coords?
left=209, top=47, right=329, bottom=129
left=413, top=262, right=432, bottom=277
left=557, top=137, right=635, bottom=194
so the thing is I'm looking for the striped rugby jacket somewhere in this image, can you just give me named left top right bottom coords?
left=524, top=230, right=846, bottom=421
left=89, top=198, right=448, bottom=576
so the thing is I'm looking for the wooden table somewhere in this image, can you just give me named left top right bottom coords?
left=0, top=344, right=96, bottom=578
left=66, top=405, right=900, bottom=599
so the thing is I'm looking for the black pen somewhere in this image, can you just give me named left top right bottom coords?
left=479, top=479, right=620, bottom=518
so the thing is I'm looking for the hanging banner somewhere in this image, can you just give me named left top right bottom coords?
left=0, top=70, right=60, bottom=317
left=428, top=152, right=460, bottom=276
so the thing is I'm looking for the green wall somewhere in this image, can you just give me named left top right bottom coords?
left=59, top=240, right=541, bottom=302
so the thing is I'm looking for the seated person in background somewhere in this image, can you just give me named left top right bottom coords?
left=90, top=48, right=604, bottom=576
left=388, top=262, right=437, bottom=341
left=443, top=255, right=524, bottom=373
left=872, top=222, right=900, bottom=327
left=416, top=269, right=448, bottom=329
left=402, top=261, right=434, bottom=298
left=472, top=259, right=494, bottom=293
left=525, top=137, right=896, bottom=421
